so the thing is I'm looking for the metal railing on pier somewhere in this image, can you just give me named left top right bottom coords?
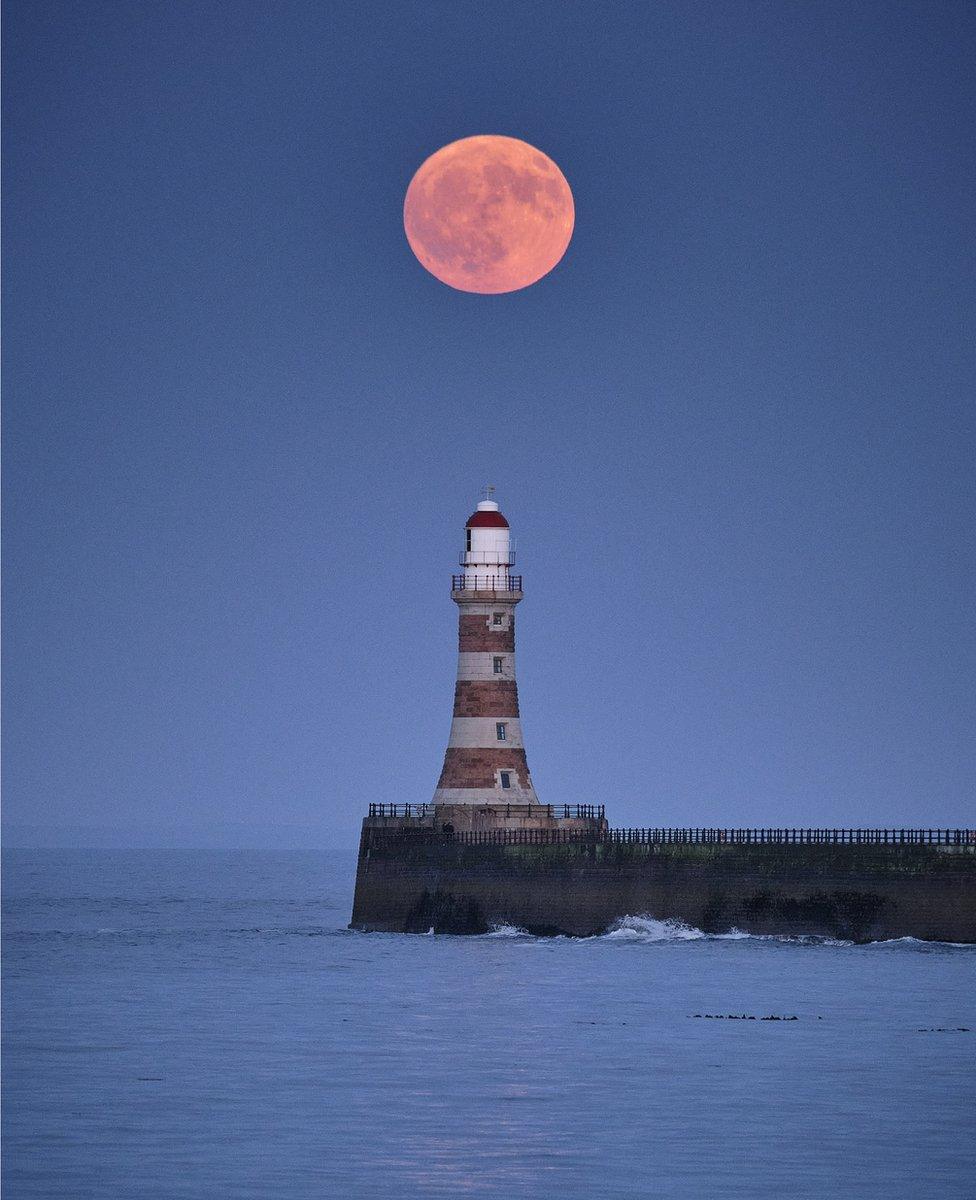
left=606, top=828, right=975, bottom=846
left=361, top=824, right=976, bottom=849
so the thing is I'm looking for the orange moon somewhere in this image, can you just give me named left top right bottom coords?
left=403, top=135, right=574, bottom=294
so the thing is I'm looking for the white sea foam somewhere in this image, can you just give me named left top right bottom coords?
left=866, top=935, right=972, bottom=949
left=600, top=915, right=854, bottom=945
left=788, top=935, right=853, bottom=947
left=413, top=917, right=970, bottom=948
left=603, top=915, right=709, bottom=941
left=602, top=924, right=973, bottom=949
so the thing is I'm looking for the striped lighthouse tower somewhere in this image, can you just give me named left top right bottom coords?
left=432, top=490, right=540, bottom=807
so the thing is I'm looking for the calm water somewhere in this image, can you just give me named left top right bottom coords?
left=3, top=849, right=974, bottom=1199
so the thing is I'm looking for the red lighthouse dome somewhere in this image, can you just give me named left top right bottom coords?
left=466, top=507, right=509, bottom=529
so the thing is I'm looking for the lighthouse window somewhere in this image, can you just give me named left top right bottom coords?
left=466, top=529, right=472, bottom=552
left=493, top=656, right=503, bottom=674
left=492, top=612, right=503, bottom=626
left=496, top=722, right=507, bottom=741
left=500, top=772, right=512, bottom=789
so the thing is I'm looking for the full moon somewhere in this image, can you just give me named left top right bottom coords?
left=403, top=135, right=574, bottom=294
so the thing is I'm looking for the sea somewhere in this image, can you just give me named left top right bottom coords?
left=2, top=848, right=974, bottom=1199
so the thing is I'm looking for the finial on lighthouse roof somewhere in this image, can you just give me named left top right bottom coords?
left=468, top=485, right=508, bottom=527
left=477, top=483, right=499, bottom=513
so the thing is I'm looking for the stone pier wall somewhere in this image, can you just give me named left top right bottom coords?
left=350, top=837, right=976, bottom=943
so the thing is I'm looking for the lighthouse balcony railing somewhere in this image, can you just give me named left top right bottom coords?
left=452, top=574, right=522, bottom=592
left=368, top=803, right=435, bottom=819
left=367, top=802, right=604, bottom=821
left=459, top=550, right=515, bottom=566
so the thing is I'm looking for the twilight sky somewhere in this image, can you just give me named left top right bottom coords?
left=4, top=1, right=974, bottom=847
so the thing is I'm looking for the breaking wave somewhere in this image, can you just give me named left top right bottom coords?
left=478, top=916, right=852, bottom=944
left=603, top=915, right=753, bottom=942
left=597, top=917, right=971, bottom=948
left=863, top=935, right=973, bottom=950
left=429, top=917, right=972, bottom=948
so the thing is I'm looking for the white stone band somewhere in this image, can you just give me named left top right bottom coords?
left=452, top=601, right=516, bottom=626
left=433, top=785, right=540, bottom=806
left=456, top=652, right=515, bottom=681
left=446, top=717, right=524, bottom=748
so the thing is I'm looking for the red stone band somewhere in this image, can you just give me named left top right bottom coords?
left=437, top=747, right=531, bottom=789
left=458, top=613, right=515, bottom=653
left=452, top=680, right=520, bottom=718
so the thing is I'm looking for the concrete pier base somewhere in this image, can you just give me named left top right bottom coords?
left=350, top=833, right=976, bottom=942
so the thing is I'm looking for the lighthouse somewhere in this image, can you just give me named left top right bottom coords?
left=351, top=492, right=608, bottom=930
left=432, top=491, right=540, bottom=807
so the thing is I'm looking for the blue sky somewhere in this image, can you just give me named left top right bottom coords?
left=4, top=1, right=974, bottom=846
